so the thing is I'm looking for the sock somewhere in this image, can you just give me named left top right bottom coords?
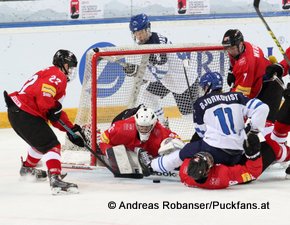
left=24, top=147, right=43, bottom=167
left=271, top=121, right=290, bottom=143
left=151, top=150, right=183, bottom=173
left=42, top=145, right=62, bottom=175
left=265, top=133, right=289, bottom=162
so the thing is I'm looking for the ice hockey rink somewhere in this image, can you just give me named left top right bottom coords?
left=0, top=127, right=289, bottom=225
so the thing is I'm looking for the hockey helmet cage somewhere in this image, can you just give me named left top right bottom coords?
left=129, top=13, right=151, bottom=32
left=187, top=152, right=214, bottom=180
left=134, top=107, right=157, bottom=142
left=222, top=29, right=244, bottom=47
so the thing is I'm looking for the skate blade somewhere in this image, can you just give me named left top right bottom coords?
left=285, top=174, right=290, bottom=180
left=51, top=187, right=79, bottom=195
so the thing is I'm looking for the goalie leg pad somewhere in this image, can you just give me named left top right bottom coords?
left=106, top=145, right=143, bottom=179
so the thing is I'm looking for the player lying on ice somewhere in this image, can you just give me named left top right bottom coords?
left=136, top=71, right=269, bottom=173
left=179, top=88, right=290, bottom=189
left=137, top=84, right=290, bottom=189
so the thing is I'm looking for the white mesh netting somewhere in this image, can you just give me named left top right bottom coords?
left=62, top=43, right=230, bottom=165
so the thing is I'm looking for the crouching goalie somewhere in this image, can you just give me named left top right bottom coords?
left=98, top=106, right=183, bottom=177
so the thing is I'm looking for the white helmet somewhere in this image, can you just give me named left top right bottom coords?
left=134, top=107, right=157, bottom=142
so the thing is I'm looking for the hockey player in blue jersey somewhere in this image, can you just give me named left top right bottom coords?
left=137, top=71, right=269, bottom=175
left=125, top=13, right=197, bottom=126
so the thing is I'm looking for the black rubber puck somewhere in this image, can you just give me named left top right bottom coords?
left=153, top=179, right=160, bottom=183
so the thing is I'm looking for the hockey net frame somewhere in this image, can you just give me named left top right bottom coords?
left=62, top=43, right=230, bottom=166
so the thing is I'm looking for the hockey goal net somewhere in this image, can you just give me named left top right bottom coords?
left=62, top=43, right=230, bottom=166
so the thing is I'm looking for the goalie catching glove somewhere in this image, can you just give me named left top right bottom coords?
left=67, top=124, right=86, bottom=147
left=158, top=138, right=185, bottom=155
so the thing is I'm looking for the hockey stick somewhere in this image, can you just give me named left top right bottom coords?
left=182, top=58, right=195, bottom=107
left=58, top=119, right=117, bottom=176
left=93, top=48, right=139, bottom=76
left=58, top=119, right=144, bottom=179
left=253, top=0, right=290, bottom=67
left=128, top=54, right=150, bottom=107
left=98, top=56, right=139, bottom=77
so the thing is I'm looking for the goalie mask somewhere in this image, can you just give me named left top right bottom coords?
left=129, top=13, right=151, bottom=44
left=187, top=152, right=214, bottom=180
left=199, top=72, right=223, bottom=95
left=53, top=49, right=78, bottom=82
left=134, top=107, right=157, bottom=142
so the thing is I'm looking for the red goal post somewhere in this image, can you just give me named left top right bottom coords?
left=63, top=43, right=230, bottom=166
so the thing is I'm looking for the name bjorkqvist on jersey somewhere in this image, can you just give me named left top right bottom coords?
left=199, top=93, right=239, bottom=110
left=117, top=200, right=268, bottom=210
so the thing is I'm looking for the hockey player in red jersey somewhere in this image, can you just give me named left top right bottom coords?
left=99, top=106, right=180, bottom=158
left=280, top=47, right=290, bottom=73
left=222, top=29, right=284, bottom=122
left=179, top=86, right=290, bottom=189
left=222, top=29, right=271, bottom=98
left=3, top=49, right=85, bottom=194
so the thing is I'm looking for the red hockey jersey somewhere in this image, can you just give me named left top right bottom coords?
left=280, top=47, right=290, bottom=75
left=9, top=66, right=73, bottom=131
left=179, top=157, right=263, bottom=189
left=229, top=42, right=271, bottom=98
left=99, top=117, right=179, bottom=157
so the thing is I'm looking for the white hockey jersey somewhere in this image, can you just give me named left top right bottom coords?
left=193, top=92, right=269, bottom=150
left=142, top=33, right=228, bottom=94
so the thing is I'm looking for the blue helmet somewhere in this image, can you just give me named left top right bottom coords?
left=129, top=13, right=151, bottom=32
left=199, top=72, right=223, bottom=93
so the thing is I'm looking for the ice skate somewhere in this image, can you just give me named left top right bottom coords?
left=20, top=159, right=47, bottom=181
left=285, top=165, right=290, bottom=179
left=137, top=148, right=153, bottom=177
left=49, top=174, right=79, bottom=195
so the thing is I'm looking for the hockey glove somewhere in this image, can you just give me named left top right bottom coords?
left=264, top=63, right=284, bottom=81
left=227, top=66, right=235, bottom=87
left=149, top=53, right=167, bottom=66
left=190, top=132, right=202, bottom=143
left=243, top=131, right=261, bottom=160
left=67, top=124, right=85, bottom=147
left=47, top=102, right=62, bottom=122
left=123, top=63, right=138, bottom=77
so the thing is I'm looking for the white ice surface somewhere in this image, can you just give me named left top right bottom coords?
left=0, top=128, right=290, bottom=225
